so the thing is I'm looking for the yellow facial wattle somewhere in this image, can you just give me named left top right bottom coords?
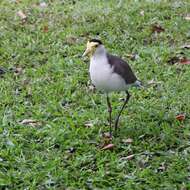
left=82, top=41, right=99, bottom=57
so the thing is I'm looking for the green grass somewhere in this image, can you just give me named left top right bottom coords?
left=0, top=0, right=190, bottom=189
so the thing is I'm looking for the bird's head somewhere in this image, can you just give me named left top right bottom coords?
left=82, top=39, right=103, bottom=57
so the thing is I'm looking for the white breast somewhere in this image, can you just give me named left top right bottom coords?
left=89, top=54, right=128, bottom=92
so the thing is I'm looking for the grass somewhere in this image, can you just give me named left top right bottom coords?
left=0, top=0, right=190, bottom=189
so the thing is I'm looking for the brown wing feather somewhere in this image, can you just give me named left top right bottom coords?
left=107, top=54, right=137, bottom=84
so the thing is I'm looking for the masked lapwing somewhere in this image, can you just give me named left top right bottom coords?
left=83, top=39, right=141, bottom=136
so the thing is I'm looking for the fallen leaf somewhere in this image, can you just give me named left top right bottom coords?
left=126, top=154, right=135, bottom=160
left=17, top=10, right=27, bottom=21
left=151, top=24, right=165, bottom=33
left=122, top=138, right=133, bottom=144
left=176, top=114, right=185, bottom=121
left=184, top=14, right=190, bottom=21
left=43, top=25, right=48, bottom=33
left=20, top=119, right=42, bottom=127
left=140, top=10, right=144, bottom=16
left=179, top=58, right=190, bottom=65
left=101, top=143, right=114, bottom=150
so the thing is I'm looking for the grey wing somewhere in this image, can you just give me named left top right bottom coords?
left=107, top=54, right=137, bottom=84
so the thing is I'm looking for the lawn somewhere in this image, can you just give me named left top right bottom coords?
left=0, top=0, right=190, bottom=189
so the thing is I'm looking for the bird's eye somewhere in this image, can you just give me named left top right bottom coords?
left=95, top=44, right=98, bottom=47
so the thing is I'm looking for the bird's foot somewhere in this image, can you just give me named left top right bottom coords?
left=114, top=121, right=119, bottom=136
left=109, top=127, right=112, bottom=137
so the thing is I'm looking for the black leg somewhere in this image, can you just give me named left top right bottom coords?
left=114, top=91, right=130, bottom=135
left=106, top=94, right=112, bottom=136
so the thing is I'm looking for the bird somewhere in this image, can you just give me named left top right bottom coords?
left=82, top=39, right=141, bottom=136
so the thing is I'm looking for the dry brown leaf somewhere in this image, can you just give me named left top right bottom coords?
left=180, top=58, right=190, bottom=65
left=20, top=119, right=42, bottom=127
left=43, top=25, right=49, bottom=33
left=176, top=114, right=185, bottom=121
left=101, top=143, right=114, bottom=150
left=126, top=154, right=135, bottom=160
left=151, top=24, right=165, bottom=33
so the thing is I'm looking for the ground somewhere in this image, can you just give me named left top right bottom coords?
left=0, top=0, right=190, bottom=189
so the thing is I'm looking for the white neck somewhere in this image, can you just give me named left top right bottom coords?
left=91, top=45, right=107, bottom=59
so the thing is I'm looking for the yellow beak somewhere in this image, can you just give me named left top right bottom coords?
left=82, top=48, right=91, bottom=57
